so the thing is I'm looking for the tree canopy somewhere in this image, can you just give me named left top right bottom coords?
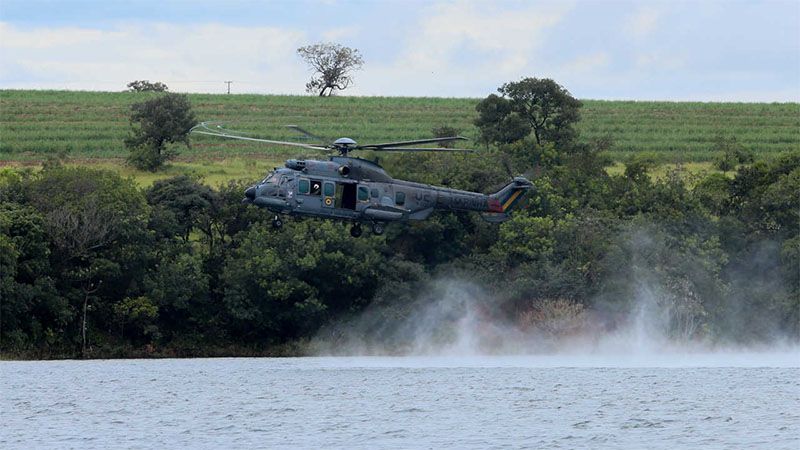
left=2, top=146, right=797, bottom=358
left=475, top=78, right=582, bottom=146
left=127, top=80, right=169, bottom=92
left=124, top=93, right=196, bottom=171
left=297, top=43, right=364, bottom=96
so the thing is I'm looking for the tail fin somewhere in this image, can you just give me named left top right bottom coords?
left=482, top=177, right=533, bottom=223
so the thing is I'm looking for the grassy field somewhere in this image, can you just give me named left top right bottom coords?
left=2, top=90, right=798, bottom=164
left=1, top=157, right=288, bottom=188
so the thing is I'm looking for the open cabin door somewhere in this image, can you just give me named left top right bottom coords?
left=341, top=183, right=357, bottom=210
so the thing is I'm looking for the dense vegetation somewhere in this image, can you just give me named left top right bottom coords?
left=2, top=138, right=798, bottom=358
left=1, top=88, right=798, bottom=358
left=1, top=90, right=798, bottom=163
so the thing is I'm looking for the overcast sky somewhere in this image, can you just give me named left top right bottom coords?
left=1, top=0, right=798, bottom=101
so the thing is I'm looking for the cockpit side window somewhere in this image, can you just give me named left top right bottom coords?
left=396, top=191, right=406, bottom=206
left=279, top=176, right=288, bottom=185
left=299, top=179, right=310, bottom=194
left=358, top=186, right=369, bottom=201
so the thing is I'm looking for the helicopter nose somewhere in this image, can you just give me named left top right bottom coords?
left=245, top=186, right=256, bottom=199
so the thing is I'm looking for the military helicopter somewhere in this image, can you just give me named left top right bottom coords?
left=190, top=122, right=533, bottom=237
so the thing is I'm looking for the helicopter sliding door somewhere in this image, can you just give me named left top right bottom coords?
left=317, top=180, right=359, bottom=217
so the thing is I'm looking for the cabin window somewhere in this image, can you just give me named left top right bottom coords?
left=299, top=179, right=310, bottom=194
left=370, top=188, right=379, bottom=198
left=395, top=191, right=406, bottom=206
left=323, top=182, right=335, bottom=197
left=310, top=179, right=322, bottom=196
left=358, top=186, right=369, bottom=201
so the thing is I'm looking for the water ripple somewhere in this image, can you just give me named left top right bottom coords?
left=1, top=357, right=798, bottom=449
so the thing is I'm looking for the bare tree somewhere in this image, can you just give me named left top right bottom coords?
left=297, top=43, right=364, bottom=96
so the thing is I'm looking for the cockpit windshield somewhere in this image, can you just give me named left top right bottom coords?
left=262, top=174, right=278, bottom=184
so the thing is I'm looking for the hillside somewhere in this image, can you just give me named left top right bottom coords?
left=1, top=90, right=798, bottom=162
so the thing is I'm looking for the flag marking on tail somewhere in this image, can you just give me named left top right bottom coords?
left=502, top=189, right=524, bottom=211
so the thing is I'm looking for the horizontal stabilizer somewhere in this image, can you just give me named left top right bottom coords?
left=480, top=212, right=511, bottom=223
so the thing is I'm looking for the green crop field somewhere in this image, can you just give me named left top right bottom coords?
left=1, top=90, right=798, bottom=164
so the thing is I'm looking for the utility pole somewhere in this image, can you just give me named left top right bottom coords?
left=225, top=81, right=232, bottom=94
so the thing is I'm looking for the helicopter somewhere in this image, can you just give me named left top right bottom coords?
left=190, top=122, right=533, bottom=237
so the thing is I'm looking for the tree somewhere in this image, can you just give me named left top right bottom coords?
left=0, top=203, right=66, bottom=351
left=712, top=136, right=753, bottom=171
left=475, top=78, right=582, bottom=146
left=124, top=93, right=196, bottom=171
left=431, top=125, right=461, bottom=148
left=3, top=166, right=152, bottom=356
left=145, top=176, right=218, bottom=242
left=222, top=220, right=385, bottom=341
left=474, top=95, right=531, bottom=145
left=297, top=43, right=364, bottom=96
left=127, top=80, right=169, bottom=92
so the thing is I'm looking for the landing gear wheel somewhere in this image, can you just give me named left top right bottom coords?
left=350, top=224, right=363, bottom=238
left=371, top=222, right=385, bottom=235
left=272, top=216, right=283, bottom=229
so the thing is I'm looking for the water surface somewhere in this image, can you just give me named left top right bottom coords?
left=3, top=354, right=799, bottom=448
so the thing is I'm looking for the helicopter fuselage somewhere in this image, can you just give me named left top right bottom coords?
left=243, top=156, right=531, bottom=234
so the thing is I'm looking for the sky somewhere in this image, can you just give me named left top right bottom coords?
left=1, top=0, right=798, bottom=101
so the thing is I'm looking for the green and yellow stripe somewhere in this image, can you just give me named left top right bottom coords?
left=502, top=189, right=524, bottom=212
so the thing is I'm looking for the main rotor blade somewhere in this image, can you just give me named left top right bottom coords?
left=191, top=123, right=328, bottom=150
left=286, top=125, right=328, bottom=143
left=363, top=147, right=474, bottom=153
left=195, top=121, right=258, bottom=136
left=357, top=136, right=468, bottom=149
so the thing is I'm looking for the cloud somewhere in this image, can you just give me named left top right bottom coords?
left=0, top=22, right=112, bottom=49
left=625, top=6, right=663, bottom=38
left=399, top=1, right=571, bottom=74
left=352, top=1, right=574, bottom=96
left=635, top=52, right=685, bottom=71
left=0, top=1, right=797, bottom=102
left=562, top=52, right=610, bottom=74
left=321, top=26, right=359, bottom=42
left=0, top=21, right=308, bottom=93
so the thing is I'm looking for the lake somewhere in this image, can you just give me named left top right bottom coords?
left=2, top=353, right=799, bottom=449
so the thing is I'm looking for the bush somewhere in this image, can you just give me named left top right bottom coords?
left=714, top=151, right=738, bottom=171
left=712, top=136, right=753, bottom=171
left=127, top=80, right=168, bottom=92
left=431, top=125, right=461, bottom=148
left=127, top=143, right=178, bottom=171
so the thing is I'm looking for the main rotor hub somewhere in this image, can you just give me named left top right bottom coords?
left=333, top=137, right=357, bottom=147
left=332, top=137, right=357, bottom=155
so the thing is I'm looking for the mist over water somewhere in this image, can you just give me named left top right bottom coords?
left=313, top=276, right=800, bottom=367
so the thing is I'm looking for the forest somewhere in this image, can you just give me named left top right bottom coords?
left=1, top=88, right=798, bottom=358
left=2, top=144, right=798, bottom=358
